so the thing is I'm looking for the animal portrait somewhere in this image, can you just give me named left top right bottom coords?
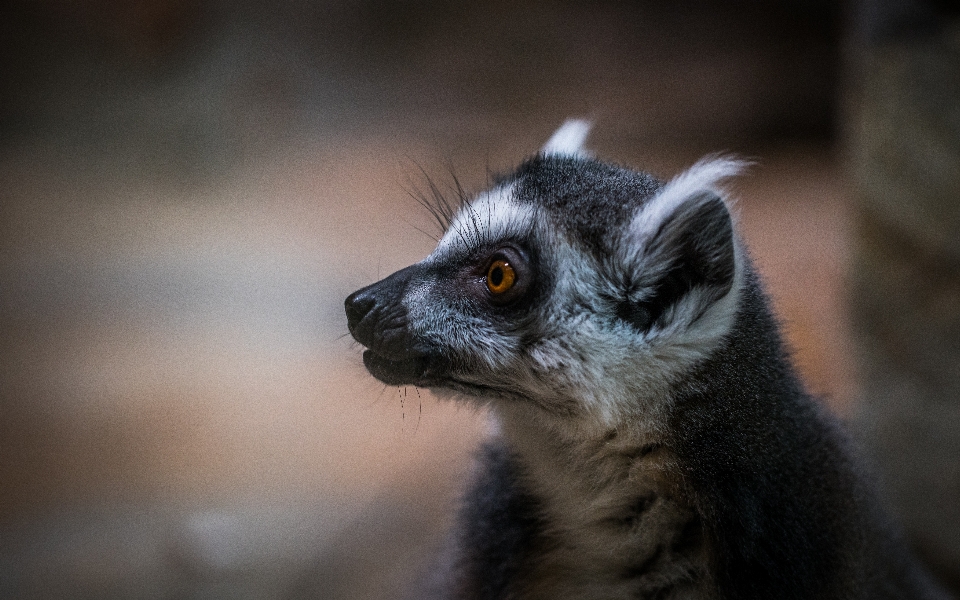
left=345, top=122, right=950, bottom=600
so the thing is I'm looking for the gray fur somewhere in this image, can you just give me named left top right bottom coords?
left=345, top=123, right=951, bottom=600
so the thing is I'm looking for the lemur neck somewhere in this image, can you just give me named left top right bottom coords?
left=494, top=402, right=673, bottom=511
left=491, top=402, right=706, bottom=594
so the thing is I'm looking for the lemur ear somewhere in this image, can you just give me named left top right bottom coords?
left=618, top=158, right=743, bottom=330
left=541, top=119, right=592, bottom=157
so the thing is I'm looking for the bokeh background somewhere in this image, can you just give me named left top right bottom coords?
left=1, top=1, right=958, bottom=598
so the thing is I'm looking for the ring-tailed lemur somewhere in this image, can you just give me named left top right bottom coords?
left=344, top=122, right=950, bottom=600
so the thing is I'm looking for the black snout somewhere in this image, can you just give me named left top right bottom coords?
left=345, top=266, right=415, bottom=349
left=344, top=266, right=444, bottom=385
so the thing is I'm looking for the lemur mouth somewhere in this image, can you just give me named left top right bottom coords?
left=362, top=349, right=445, bottom=387
left=363, top=349, right=532, bottom=404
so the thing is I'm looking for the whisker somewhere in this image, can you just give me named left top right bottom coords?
left=403, top=217, right=440, bottom=242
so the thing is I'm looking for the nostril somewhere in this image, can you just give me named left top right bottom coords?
left=345, top=290, right=376, bottom=328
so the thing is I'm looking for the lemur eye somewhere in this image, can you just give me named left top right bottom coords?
left=486, top=259, right=516, bottom=295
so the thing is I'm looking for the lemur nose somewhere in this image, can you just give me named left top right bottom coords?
left=345, top=265, right=420, bottom=345
left=344, top=289, right=376, bottom=332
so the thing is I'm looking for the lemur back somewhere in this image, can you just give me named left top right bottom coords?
left=344, top=122, right=950, bottom=600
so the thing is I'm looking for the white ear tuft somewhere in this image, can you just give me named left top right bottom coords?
left=630, top=156, right=747, bottom=239
left=662, top=155, right=747, bottom=200
left=541, top=119, right=592, bottom=156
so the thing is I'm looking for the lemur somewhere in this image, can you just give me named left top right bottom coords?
left=344, top=122, right=950, bottom=600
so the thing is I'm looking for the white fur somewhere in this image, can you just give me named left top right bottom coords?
left=509, top=233, right=743, bottom=437
left=522, top=235, right=673, bottom=427
left=628, top=156, right=745, bottom=242
left=435, top=183, right=534, bottom=257
left=541, top=119, right=592, bottom=157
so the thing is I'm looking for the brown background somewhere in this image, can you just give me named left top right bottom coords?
left=2, top=1, right=938, bottom=598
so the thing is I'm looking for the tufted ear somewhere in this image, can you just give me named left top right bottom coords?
left=541, top=119, right=592, bottom=157
left=617, top=158, right=744, bottom=331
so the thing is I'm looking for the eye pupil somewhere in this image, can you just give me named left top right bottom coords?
left=490, top=267, right=504, bottom=286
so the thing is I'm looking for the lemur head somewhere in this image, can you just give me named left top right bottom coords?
left=346, top=121, right=745, bottom=426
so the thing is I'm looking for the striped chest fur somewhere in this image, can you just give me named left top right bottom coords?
left=494, top=412, right=712, bottom=600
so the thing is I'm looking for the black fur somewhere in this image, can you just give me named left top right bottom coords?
left=509, top=155, right=662, bottom=260
left=439, top=443, right=546, bottom=600
left=667, top=266, right=945, bottom=600
left=669, top=268, right=847, bottom=598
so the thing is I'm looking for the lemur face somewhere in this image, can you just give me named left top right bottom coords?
left=346, top=122, right=744, bottom=423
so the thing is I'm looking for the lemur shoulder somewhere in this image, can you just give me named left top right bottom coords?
left=345, top=121, right=951, bottom=600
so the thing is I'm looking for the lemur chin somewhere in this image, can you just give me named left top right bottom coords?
left=345, top=121, right=951, bottom=600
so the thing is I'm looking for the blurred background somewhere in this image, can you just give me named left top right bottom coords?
left=1, top=0, right=957, bottom=598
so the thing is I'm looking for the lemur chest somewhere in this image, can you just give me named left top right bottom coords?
left=518, top=443, right=713, bottom=600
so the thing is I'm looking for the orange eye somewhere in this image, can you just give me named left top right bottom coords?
left=486, top=259, right=516, bottom=295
